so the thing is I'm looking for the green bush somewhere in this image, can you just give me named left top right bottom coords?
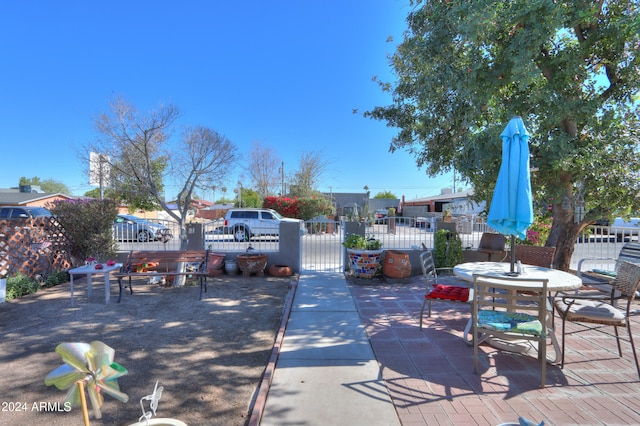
left=433, top=229, right=463, bottom=268
left=6, top=273, right=40, bottom=300
left=43, top=270, right=70, bottom=288
left=47, top=198, right=119, bottom=262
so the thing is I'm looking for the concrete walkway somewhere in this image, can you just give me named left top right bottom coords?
left=260, top=271, right=400, bottom=426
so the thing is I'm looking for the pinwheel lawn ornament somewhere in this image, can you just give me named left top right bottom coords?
left=45, top=341, right=129, bottom=425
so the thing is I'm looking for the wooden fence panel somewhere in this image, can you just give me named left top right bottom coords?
left=0, top=217, right=72, bottom=279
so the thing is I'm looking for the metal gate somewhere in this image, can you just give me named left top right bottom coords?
left=301, top=218, right=344, bottom=271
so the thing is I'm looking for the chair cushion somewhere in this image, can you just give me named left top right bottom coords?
left=477, top=310, right=544, bottom=337
left=592, top=268, right=617, bottom=277
left=426, top=284, right=469, bottom=302
left=555, top=298, right=626, bottom=325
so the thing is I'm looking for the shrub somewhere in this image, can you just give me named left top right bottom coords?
left=6, top=273, right=40, bottom=300
left=47, top=198, right=119, bottom=263
left=433, top=229, right=463, bottom=268
left=263, top=195, right=334, bottom=220
left=43, top=270, right=70, bottom=288
left=520, top=214, right=552, bottom=246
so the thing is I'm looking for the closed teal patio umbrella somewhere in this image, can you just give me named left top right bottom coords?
left=487, top=116, right=534, bottom=275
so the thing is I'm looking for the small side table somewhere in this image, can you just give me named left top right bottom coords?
left=69, top=263, right=123, bottom=306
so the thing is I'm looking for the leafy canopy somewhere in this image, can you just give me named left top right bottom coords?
left=366, top=0, right=640, bottom=269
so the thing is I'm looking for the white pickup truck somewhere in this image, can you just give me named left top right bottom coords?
left=223, top=208, right=303, bottom=242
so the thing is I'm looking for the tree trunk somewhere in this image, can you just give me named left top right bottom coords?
left=545, top=172, right=586, bottom=271
left=173, top=224, right=188, bottom=287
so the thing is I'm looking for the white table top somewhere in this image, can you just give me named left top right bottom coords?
left=453, top=261, right=582, bottom=292
left=69, top=263, right=122, bottom=274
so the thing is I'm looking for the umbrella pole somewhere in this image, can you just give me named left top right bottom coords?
left=510, top=235, right=516, bottom=274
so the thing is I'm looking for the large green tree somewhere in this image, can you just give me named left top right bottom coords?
left=366, top=0, right=640, bottom=270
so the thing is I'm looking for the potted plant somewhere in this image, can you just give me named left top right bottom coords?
left=342, top=234, right=383, bottom=278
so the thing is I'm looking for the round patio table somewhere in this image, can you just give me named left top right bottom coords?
left=453, top=261, right=582, bottom=292
left=453, top=261, right=582, bottom=362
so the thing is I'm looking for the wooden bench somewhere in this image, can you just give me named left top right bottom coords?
left=114, top=249, right=210, bottom=302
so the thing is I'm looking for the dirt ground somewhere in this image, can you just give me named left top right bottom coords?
left=0, top=273, right=294, bottom=426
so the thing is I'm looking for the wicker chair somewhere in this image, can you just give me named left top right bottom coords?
left=419, top=251, right=470, bottom=329
left=514, top=245, right=556, bottom=268
left=477, top=232, right=506, bottom=261
left=554, top=260, right=640, bottom=380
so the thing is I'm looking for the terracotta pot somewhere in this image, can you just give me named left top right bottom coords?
left=207, top=252, right=225, bottom=276
left=236, top=254, right=268, bottom=277
left=383, top=250, right=412, bottom=278
left=346, top=249, right=383, bottom=279
left=269, top=264, right=292, bottom=277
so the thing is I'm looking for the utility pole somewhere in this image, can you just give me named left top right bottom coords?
left=281, top=161, right=285, bottom=196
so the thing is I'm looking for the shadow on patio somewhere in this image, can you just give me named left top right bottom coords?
left=349, top=275, right=640, bottom=426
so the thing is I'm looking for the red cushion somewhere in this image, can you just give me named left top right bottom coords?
left=426, top=284, right=469, bottom=302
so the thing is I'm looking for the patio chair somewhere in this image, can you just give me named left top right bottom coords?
left=554, top=260, right=640, bottom=380
left=472, top=274, right=550, bottom=388
left=576, top=242, right=640, bottom=294
left=419, top=251, right=470, bottom=330
left=514, top=245, right=556, bottom=268
left=477, top=232, right=506, bottom=261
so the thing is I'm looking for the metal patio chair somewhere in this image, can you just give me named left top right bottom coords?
left=554, top=260, right=640, bottom=380
left=419, top=251, right=470, bottom=329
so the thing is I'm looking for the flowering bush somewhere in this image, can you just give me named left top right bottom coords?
left=520, top=213, right=552, bottom=246
left=263, top=196, right=300, bottom=218
left=263, top=196, right=334, bottom=220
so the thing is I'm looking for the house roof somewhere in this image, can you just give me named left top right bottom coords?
left=403, top=189, right=474, bottom=205
left=0, top=192, right=74, bottom=206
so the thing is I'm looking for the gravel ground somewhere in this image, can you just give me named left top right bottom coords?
left=0, top=273, right=293, bottom=426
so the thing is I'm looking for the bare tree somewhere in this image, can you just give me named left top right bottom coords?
left=245, top=141, right=282, bottom=198
left=287, top=150, right=329, bottom=198
left=90, top=96, right=238, bottom=255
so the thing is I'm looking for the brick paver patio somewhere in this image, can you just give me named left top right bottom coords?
left=349, top=276, right=640, bottom=426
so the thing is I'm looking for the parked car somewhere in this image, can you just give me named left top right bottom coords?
left=113, top=214, right=173, bottom=243
left=374, top=209, right=389, bottom=224
left=0, top=206, right=51, bottom=219
left=223, top=208, right=303, bottom=242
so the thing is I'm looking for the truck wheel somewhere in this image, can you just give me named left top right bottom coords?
left=233, top=227, right=249, bottom=242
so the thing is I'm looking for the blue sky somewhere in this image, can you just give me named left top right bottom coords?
left=0, top=1, right=457, bottom=201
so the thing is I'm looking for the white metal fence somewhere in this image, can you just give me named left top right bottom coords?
left=202, top=219, right=280, bottom=252
left=114, top=217, right=638, bottom=272
left=301, top=218, right=344, bottom=271
left=362, top=216, right=494, bottom=251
